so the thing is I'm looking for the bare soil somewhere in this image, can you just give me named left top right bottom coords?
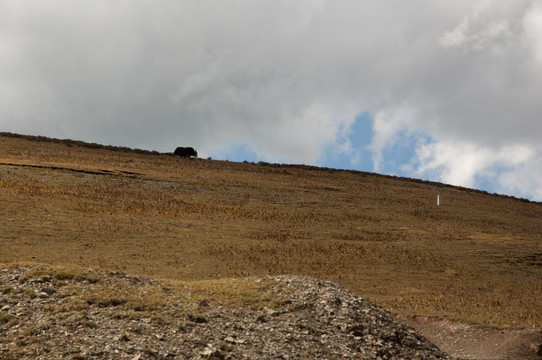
left=400, top=316, right=542, bottom=360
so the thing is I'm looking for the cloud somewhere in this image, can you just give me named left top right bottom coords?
left=1, top=0, right=363, bottom=161
left=1, top=1, right=541, bottom=199
left=362, top=0, right=542, bottom=199
left=438, top=1, right=516, bottom=53
left=497, top=156, right=542, bottom=201
left=522, top=1, right=542, bottom=64
left=411, top=138, right=542, bottom=200
left=410, top=139, right=535, bottom=187
left=367, top=107, right=421, bottom=173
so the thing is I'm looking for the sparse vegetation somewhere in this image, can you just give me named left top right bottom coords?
left=1, top=133, right=541, bottom=328
left=0, top=313, right=15, bottom=324
left=0, top=264, right=298, bottom=358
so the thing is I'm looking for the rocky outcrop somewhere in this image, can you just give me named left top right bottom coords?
left=0, top=265, right=449, bottom=359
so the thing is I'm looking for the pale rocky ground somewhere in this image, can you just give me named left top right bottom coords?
left=0, top=265, right=540, bottom=359
left=400, top=315, right=542, bottom=360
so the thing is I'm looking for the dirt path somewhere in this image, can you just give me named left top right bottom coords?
left=399, top=315, right=542, bottom=359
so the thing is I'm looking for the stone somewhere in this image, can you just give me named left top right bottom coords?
left=0, top=265, right=452, bottom=359
left=264, top=307, right=278, bottom=316
left=200, top=348, right=213, bottom=356
left=224, top=336, right=235, bottom=343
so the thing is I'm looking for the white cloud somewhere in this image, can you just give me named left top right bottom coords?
left=497, top=156, right=542, bottom=200
left=404, top=135, right=542, bottom=200
left=411, top=139, right=535, bottom=188
left=367, top=108, right=419, bottom=173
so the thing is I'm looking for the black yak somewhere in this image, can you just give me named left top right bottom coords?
left=174, top=147, right=198, bottom=157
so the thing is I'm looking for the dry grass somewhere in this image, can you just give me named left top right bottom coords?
left=10, top=264, right=287, bottom=314
left=1, top=134, right=541, bottom=328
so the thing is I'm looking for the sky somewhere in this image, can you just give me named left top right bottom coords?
left=1, top=1, right=542, bottom=201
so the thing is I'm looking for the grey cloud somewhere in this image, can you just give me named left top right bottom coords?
left=1, top=1, right=541, bottom=198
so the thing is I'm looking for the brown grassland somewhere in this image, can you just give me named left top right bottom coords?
left=1, top=133, right=541, bottom=329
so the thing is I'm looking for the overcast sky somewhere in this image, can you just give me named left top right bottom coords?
left=2, top=1, right=542, bottom=200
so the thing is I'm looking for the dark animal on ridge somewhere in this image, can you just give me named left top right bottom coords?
left=174, top=147, right=198, bottom=157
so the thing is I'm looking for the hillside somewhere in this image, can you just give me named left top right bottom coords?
left=1, top=133, right=542, bottom=358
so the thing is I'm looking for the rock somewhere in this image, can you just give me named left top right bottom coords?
left=224, top=336, right=235, bottom=343
left=200, top=348, right=213, bottom=356
left=264, top=307, right=278, bottom=316
left=0, top=265, right=451, bottom=360
left=225, top=336, right=246, bottom=344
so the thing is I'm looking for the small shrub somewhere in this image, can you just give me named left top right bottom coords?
left=150, top=315, right=166, bottom=326
left=109, top=310, right=129, bottom=319
left=55, top=271, right=75, bottom=281
left=143, top=347, right=158, bottom=357
left=219, top=342, right=232, bottom=352
left=0, top=313, right=15, bottom=324
left=66, top=299, right=89, bottom=311
left=187, top=314, right=207, bottom=323
left=24, top=328, right=38, bottom=336
left=25, top=289, right=37, bottom=298
left=85, top=321, right=97, bottom=329
left=43, top=304, right=57, bottom=312
left=42, top=287, right=57, bottom=295
left=130, top=326, right=144, bottom=335
left=40, top=275, right=53, bottom=283
left=109, top=298, right=126, bottom=307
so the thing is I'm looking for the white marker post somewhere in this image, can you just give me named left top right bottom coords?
left=437, top=195, right=441, bottom=206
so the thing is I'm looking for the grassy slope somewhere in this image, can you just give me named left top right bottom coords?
left=1, top=133, right=541, bottom=328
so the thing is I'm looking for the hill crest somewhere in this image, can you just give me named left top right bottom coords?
left=0, top=131, right=535, bottom=204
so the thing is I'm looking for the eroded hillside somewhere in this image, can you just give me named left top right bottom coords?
left=1, top=133, right=541, bottom=329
